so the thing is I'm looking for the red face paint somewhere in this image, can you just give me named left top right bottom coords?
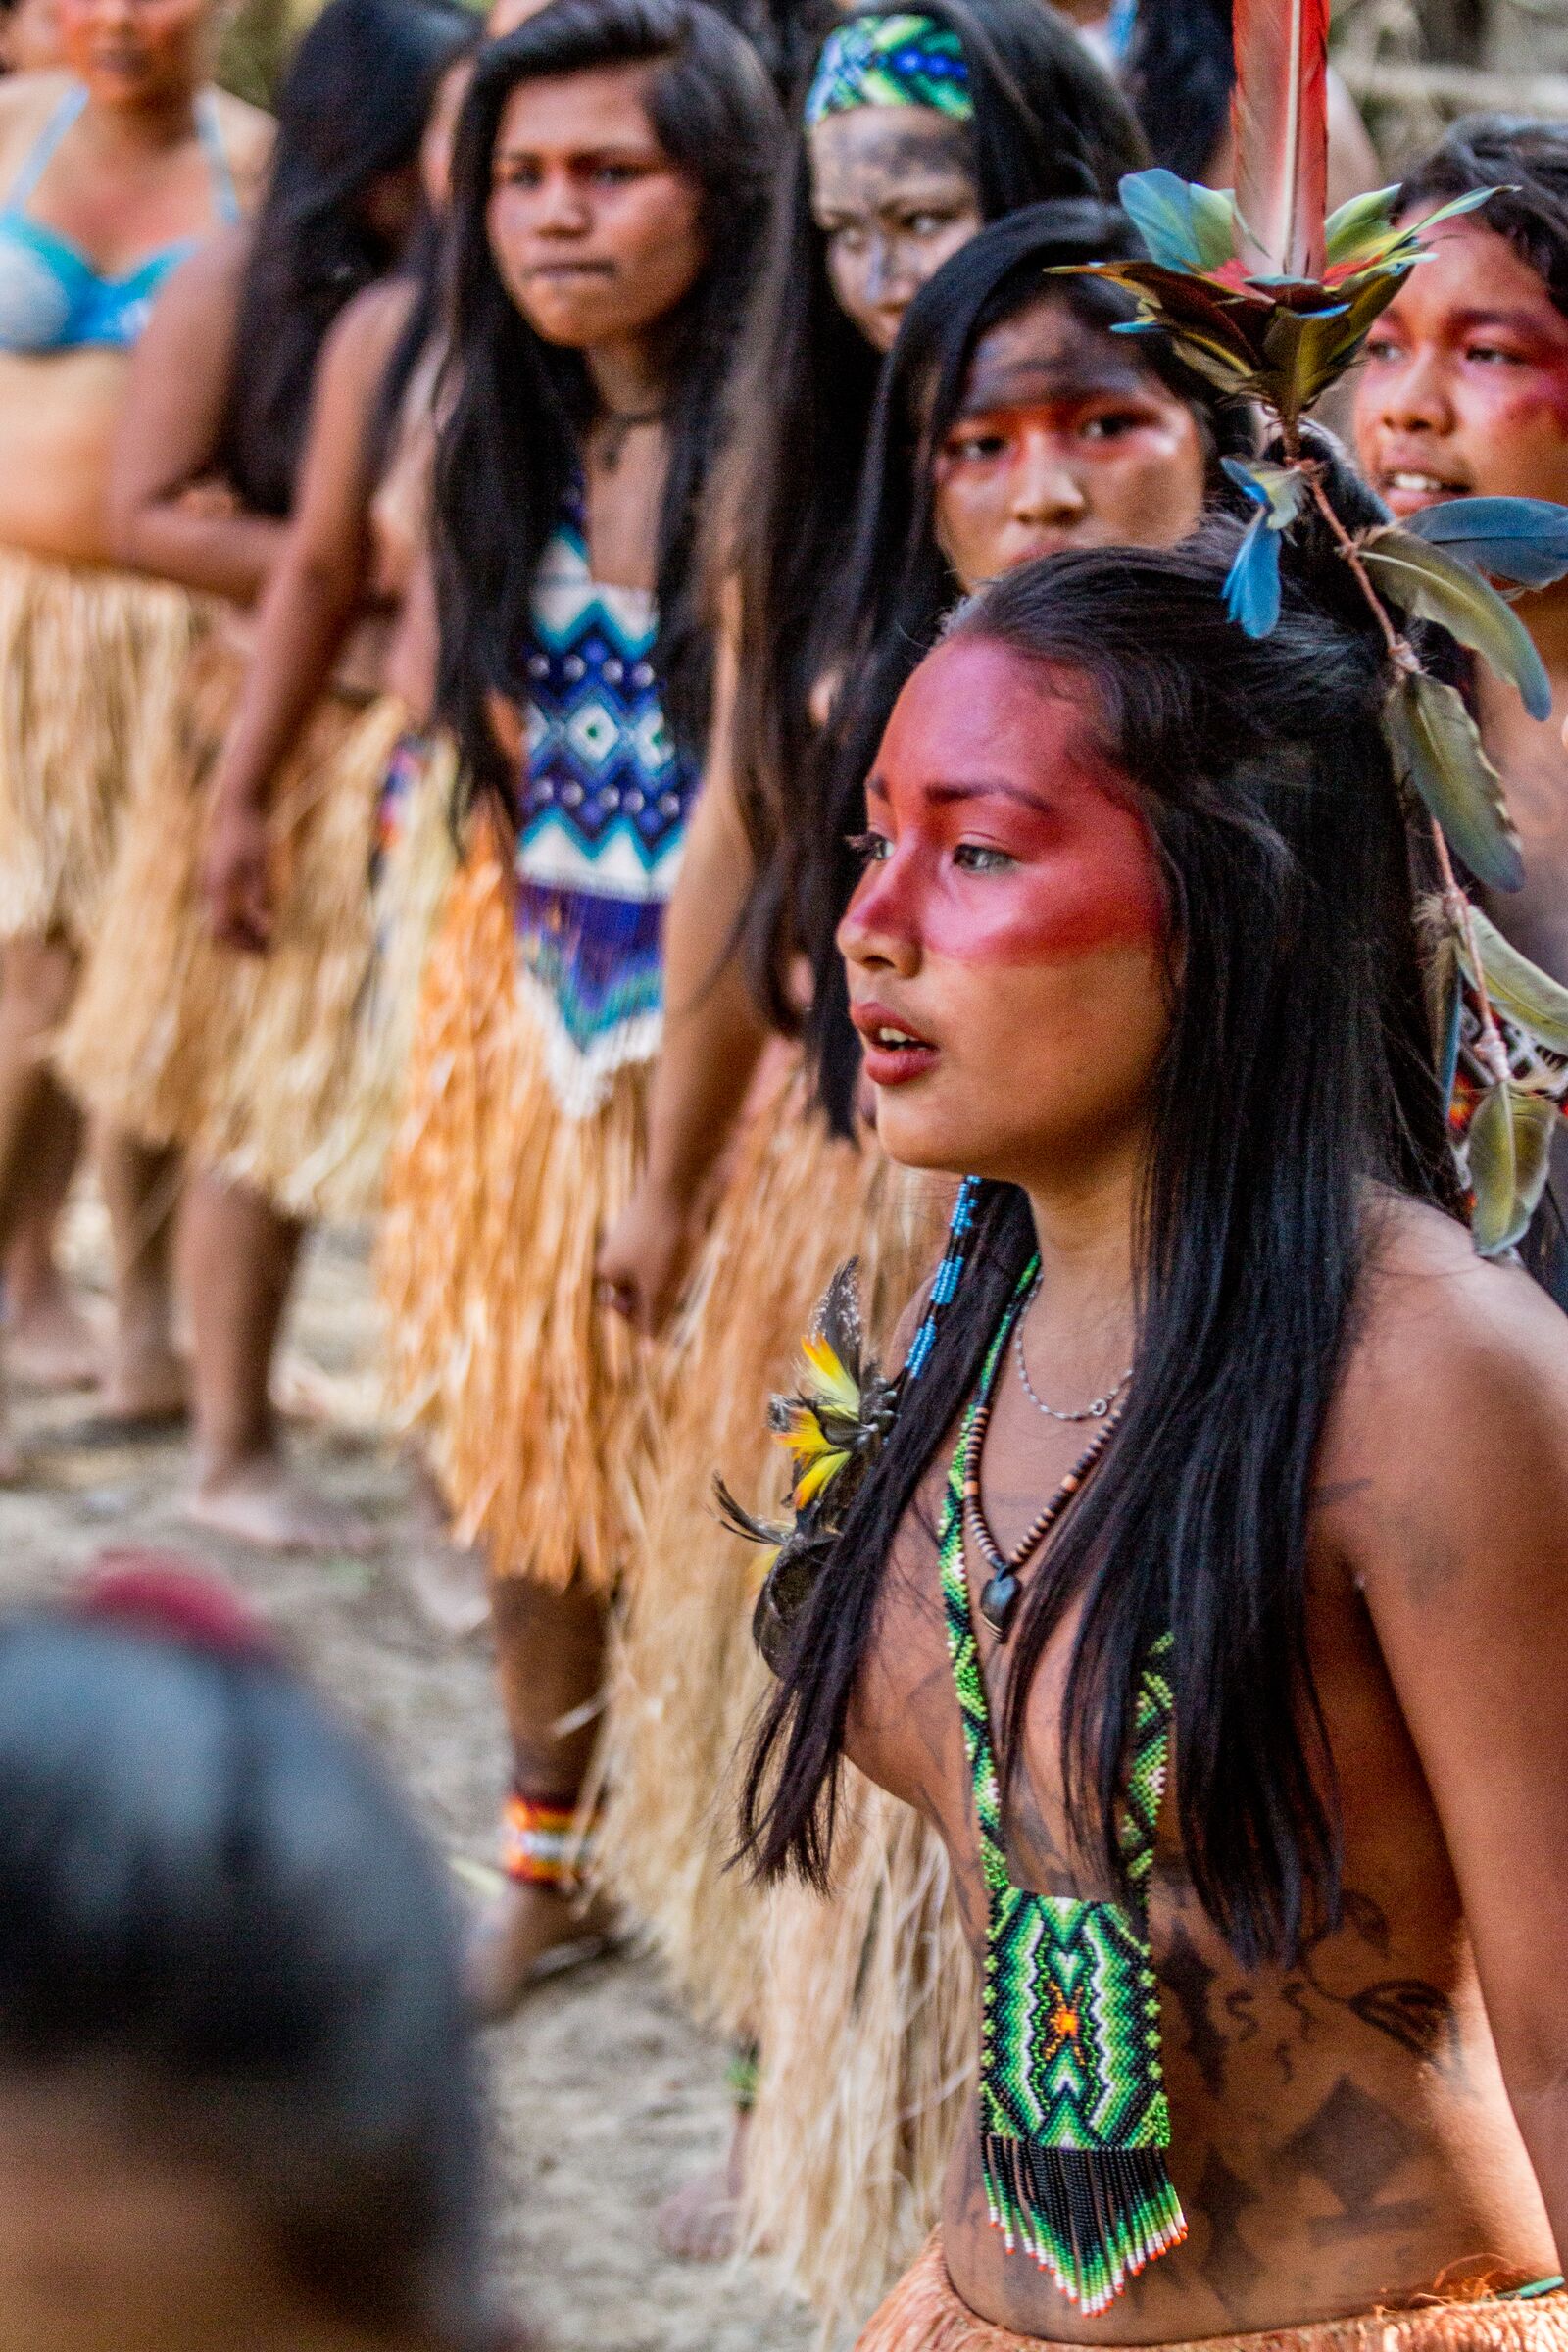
left=839, top=637, right=1171, bottom=1178
left=932, top=299, right=1208, bottom=588
left=1355, top=216, right=1568, bottom=518
left=845, top=638, right=1163, bottom=967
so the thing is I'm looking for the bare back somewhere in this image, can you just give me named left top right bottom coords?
left=848, top=1199, right=1568, bottom=2339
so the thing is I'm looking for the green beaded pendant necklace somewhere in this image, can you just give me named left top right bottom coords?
left=941, top=1262, right=1185, bottom=2314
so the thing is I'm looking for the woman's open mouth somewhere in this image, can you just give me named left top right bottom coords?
left=853, top=1004, right=939, bottom=1087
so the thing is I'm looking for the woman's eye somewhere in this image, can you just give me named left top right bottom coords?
left=954, top=842, right=1015, bottom=873
left=904, top=210, right=955, bottom=236
left=826, top=223, right=867, bottom=255
left=1079, top=409, right=1144, bottom=442
left=1467, top=341, right=1522, bottom=367
left=1363, top=334, right=1400, bottom=365
left=846, top=830, right=891, bottom=865
left=945, top=429, right=1007, bottom=463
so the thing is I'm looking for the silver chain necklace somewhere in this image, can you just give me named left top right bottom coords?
left=1012, top=1272, right=1134, bottom=1425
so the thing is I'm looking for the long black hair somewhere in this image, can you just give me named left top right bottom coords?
left=221, top=0, right=477, bottom=517
left=721, top=0, right=1148, bottom=1023
left=741, top=487, right=1464, bottom=1971
left=801, top=198, right=1258, bottom=1133
left=1397, top=114, right=1568, bottom=314
left=434, top=0, right=782, bottom=814
left=1124, top=0, right=1234, bottom=183
left=0, top=1585, right=494, bottom=2350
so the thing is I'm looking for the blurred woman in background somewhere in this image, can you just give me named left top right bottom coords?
left=380, top=0, right=781, bottom=2019
left=0, top=0, right=269, bottom=1452
left=59, top=0, right=476, bottom=1549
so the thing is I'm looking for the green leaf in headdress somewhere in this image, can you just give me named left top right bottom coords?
left=1467, top=1080, right=1557, bottom=1256
left=1462, top=906, right=1568, bottom=1057
left=1362, top=528, right=1553, bottom=719
left=1322, top=184, right=1401, bottom=270
left=1384, top=672, right=1524, bottom=894
left=1118, top=169, right=1240, bottom=275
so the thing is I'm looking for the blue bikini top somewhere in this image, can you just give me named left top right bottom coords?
left=0, top=84, right=238, bottom=353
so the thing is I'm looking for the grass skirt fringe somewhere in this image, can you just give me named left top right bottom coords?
left=0, top=547, right=198, bottom=945
left=595, top=1051, right=942, bottom=2030
left=856, top=2233, right=1568, bottom=2352
left=746, top=1785, right=978, bottom=2334
left=378, top=817, right=660, bottom=1592
left=57, top=639, right=425, bottom=1222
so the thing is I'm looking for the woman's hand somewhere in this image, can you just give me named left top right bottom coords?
left=202, top=794, right=274, bottom=954
left=596, top=1177, right=700, bottom=1338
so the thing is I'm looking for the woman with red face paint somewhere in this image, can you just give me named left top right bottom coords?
left=740, top=493, right=1568, bottom=2351
left=54, top=0, right=477, bottom=1550
left=377, top=0, right=781, bottom=2021
left=0, top=1, right=268, bottom=1445
left=1354, top=118, right=1568, bottom=1298
left=597, top=201, right=1254, bottom=2305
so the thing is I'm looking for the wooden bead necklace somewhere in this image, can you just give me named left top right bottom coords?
left=963, top=1264, right=1130, bottom=1641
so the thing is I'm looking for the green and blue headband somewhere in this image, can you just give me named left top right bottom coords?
left=804, top=12, right=973, bottom=127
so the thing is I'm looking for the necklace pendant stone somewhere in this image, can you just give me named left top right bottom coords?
left=980, top=1570, right=1020, bottom=1638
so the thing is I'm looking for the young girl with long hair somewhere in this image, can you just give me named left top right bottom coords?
left=378, top=0, right=782, bottom=2016
left=57, top=0, right=476, bottom=1548
left=0, top=0, right=269, bottom=1446
left=745, top=504, right=1568, bottom=2350
left=600, top=199, right=1252, bottom=2294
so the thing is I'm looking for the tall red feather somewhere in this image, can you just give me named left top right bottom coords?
left=1231, top=0, right=1330, bottom=281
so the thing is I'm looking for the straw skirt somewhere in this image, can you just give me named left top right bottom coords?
left=856, top=2234, right=1568, bottom=2352
left=58, top=636, right=449, bottom=1224
left=596, top=1054, right=942, bottom=2030
left=378, top=813, right=661, bottom=1591
left=0, top=546, right=198, bottom=946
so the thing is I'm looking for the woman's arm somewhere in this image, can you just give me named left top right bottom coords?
left=1349, top=1225, right=1568, bottom=2264
left=201, top=281, right=416, bottom=951
left=107, top=226, right=283, bottom=604
left=597, top=631, right=773, bottom=1336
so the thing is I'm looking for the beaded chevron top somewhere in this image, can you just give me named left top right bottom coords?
left=940, top=1279, right=1184, bottom=2314
left=511, top=502, right=699, bottom=1118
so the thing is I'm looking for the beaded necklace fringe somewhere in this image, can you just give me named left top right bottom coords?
left=940, top=1277, right=1185, bottom=2314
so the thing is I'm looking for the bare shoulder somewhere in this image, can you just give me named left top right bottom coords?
left=207, top=89, right=274, bottom=208
left=147, top=219, right=253, bottom=336
left=322, top=274, right=420, bottom=380
left=0, top=69, right=74, bottom=173
left=1318, top=1193, right=1568, bottom=1577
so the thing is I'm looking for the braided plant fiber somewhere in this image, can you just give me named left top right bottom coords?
left=57, top=635, right=407, bottom=1222
left=0, top=548, right=199, bottom=947
left=378, top=811, right=662, bottom=1591
left=855, top=2233, right=1568, bottom=2352
left=596, top=1049, right=942, bottom=2029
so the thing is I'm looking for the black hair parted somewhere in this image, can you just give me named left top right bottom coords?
left=222, top=0, right=478, bottom=517
left=1397, top=114, right=1568, bottom=318
left=718, top=0, right=1148, bottom=1029
left=741, top=479, right=1464, bottom=1972
left=801, top=198, right=1258, bottom=1134
left=1124, top=0, right=1234, bottom=184
left=434, top=0, right=783, bottom=816
left=0, top=1613, right=492, bottom=2351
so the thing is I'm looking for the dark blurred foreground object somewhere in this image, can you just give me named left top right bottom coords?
left=0, top=1553, right=518, bottom=2352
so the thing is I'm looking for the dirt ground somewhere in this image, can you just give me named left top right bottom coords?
left=0, top=1199, right=820, bottom=2352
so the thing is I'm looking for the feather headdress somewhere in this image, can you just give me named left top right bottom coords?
left=1074, top=0, right=1568, bottom=1258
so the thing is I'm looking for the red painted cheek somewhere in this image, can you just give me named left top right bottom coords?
left=854, top=795, right=1166, bottom=967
